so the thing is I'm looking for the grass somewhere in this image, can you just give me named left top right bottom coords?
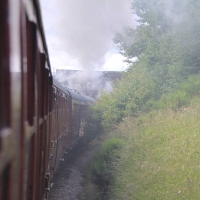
left=109, top=102, right=200, bottom=200
left=91, top=137, right=124, bottom=186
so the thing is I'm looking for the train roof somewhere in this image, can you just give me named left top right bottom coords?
left=81, top=94, right=96, bottom=104
left=67, top=89, right=86, bottom=102
left=53, top=78, right=95, bottom=103
left=53, top=78, right=70, bottom=95
left=67, top=89, right=95, bottom=104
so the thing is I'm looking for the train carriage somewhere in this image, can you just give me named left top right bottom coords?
left=0, top=0, right=53, bottom=199
left=0, top=0, right=95, bottom=200
left=51, top=78, right=72, bottom=176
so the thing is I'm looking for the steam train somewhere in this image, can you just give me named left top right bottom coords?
left=0, top=0, right=95, bottom=199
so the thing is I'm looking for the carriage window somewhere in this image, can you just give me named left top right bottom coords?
left=26, top=17, right=37, bottom=125
left=0, top=0, right=11, bottom=131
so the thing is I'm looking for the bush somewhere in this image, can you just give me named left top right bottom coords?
left=82, top=106, right=104, bottom=145
left=91, top=138, right=124, bottom=190
left=95, top=66, right=155, bottom=130
left=148, top=73, right=200, bottom=111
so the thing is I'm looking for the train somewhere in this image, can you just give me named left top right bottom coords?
left=0, top=0, right=95, bottom=199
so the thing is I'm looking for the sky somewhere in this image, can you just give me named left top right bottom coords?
left=39, top=0, right=136, bottom=72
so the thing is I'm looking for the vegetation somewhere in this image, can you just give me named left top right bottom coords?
left=82, top=0, right=200, bottom=199
left=89, top=75, right=200, bottom=200
left=83, top=107, right=103, bottom=141
left=110, top=104, right=200, bottom=199
left=78, top=136, right=124, bottom=200
left=96, top=0, right=200, bottom=130
left=91, top=137, right=123, bottom=186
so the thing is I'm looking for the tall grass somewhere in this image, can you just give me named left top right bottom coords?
left=110, top=103, right=200, bottom=200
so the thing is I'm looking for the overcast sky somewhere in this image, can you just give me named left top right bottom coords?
left=39, top=0, right=136, bottom=72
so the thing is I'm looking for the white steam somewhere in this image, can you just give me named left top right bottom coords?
left=40, top=0, right=135, bottom=96
left=40, top=0, right=135, bottom=70
left=55, top=70, right=117, bottom=98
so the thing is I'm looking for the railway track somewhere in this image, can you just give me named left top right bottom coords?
left=49, top=139, right=95, bottom=200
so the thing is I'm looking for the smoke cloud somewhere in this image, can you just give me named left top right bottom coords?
left=56, top=70, right=114, bottom=98
left=40, top=0, right=135, bottom=71
left=39, top=0, right=135, bottom=97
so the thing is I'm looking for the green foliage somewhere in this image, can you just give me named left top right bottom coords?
left=96, top=72, right=200, bottom=130
left=91, top=138, right=124, bottom=187
left=93, top=82, right=200, bottom=198
left=99, top=70, right=200, bottom=128
left=85, top=107, right=103, bottom=135
left=115, top=0, right=200, bottom=94
left=95, top=0, right=200, bottom=130
left=90, top=1, right=200, bottom=198
left=143, top=73, right=200, bottom=111
left=95, top=66, right=155, bottom=130
left=110, top=102, right=200, bottom=199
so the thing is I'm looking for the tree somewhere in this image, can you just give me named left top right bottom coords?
left=114, top=0, right=200, bottom=94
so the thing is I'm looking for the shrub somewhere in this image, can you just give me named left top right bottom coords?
left=91, top=138, right=124, bottom=189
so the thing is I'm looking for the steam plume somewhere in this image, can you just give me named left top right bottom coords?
left=40, top=0, right=135, bottom=70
